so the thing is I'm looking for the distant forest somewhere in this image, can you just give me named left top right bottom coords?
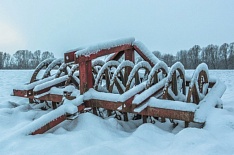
left=147, top=42, right=234, bottom=69
left=0, top=50, right=54, bottom=69
left=0, top=42, right=234, bottom=69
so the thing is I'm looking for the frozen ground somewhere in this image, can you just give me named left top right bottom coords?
left=0, top=70, right=234, bottom=155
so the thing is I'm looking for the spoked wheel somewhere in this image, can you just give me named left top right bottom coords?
left=187, top=63, right=209, bottom=104
left=29, top=58, right=65, bottom=104
left=163, top=62, right=186, bottom=101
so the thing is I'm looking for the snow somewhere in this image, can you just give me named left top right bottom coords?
left=133, top=41, right=160, bottom=65
left=42, top=58, right=64, bottom=78
left=110, top=60, right=135, bottom=87
left=75, top=37, right=135, bottom=57
left=133, top=78, right=166, bottom=105
left=33, top=75, right=68, bottom=92
left=34, top=58, right=56, bottom=71
left=148, top=98, right=198, bottom=112
left=0, top=70, right=233, bottom=155
left=146, top=61, right=168, bottom=88
left=20, top=103, right=78, bottom=135
left=93, top=60, right=120, bottom=89
left=194, top=79, right=226, bottom=123
left=84, top=88, right=120, bottom=101
left=126, top=61, right=152, bottom=87
left=14, top=75, right=56, bottom=90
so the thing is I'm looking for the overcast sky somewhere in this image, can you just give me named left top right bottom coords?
left=0, top=0, right=234, bottom=58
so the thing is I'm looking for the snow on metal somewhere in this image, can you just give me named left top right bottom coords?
left=126, top=61, right=152, bottom=86
left=194, top=79, right=226, bottom=123
left=148, top=98, right=198, bottom=112
left=133, top=78, right=166, bottom=105
left=110, top=60, right=135, bottom=86
left=33, top=75, right=68, bottom=92
left=133, top=41, right=160, bottom=65
left=20, top=103, right=78, bottom=135
left=43, top=58, right=64, bottom=78
left=164, top=62, right=185, bottom=88
left=146, top=61, right=168, bottom=88
left=76, top=37, right=135, bottom=57
left=94, top=60, right=120, bottom=89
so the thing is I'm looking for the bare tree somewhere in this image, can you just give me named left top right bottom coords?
left=202, top=44, right=219, bottom=69
left=0, top=52, right=3, bottom=69
left=176, top=50, right=188, bottom=68
left=219, top=43, right=229, bottom=69
left=228, top=42, right=234, bottom=69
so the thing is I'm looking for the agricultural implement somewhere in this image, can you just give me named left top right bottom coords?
left=13, top=37, right=226, bottom=135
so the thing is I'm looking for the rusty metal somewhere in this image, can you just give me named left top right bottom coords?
left=12, top=41, right=224, bottom=135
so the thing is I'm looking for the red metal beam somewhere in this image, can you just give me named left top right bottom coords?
left=108, top=50, right=125, bottom=61
left=31, top=114, right=67, bottom=135
left=64, top=51, right=76, bottom=63
left=31, top=104, right=85, bottom=135
left=140, top=107, right=195, bottom=122
left=133, top=45, right=154, bottom=67
left=75, top=44, right=133, bottom=62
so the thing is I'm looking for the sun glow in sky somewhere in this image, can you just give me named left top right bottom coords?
left=0, top=0, right=234, bottom=58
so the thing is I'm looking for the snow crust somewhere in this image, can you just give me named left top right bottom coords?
left=75, top=37, right=135, bottom=57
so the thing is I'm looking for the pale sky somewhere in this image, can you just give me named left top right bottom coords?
left=0, top=0, right=234, bottom=58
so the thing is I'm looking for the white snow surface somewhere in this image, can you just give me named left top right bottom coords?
left=75, top=37, right=135, bottom=57
left=148, top=98, right=198, bottom=112
left=0, top=70, right=233, bottom=155
left=133, top=41, right=160, bottom=65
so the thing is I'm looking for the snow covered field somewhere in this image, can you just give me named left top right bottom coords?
left=0, top=70, right=234, bottom=155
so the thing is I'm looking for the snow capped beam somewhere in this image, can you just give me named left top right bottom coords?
left=133, top=41, right=160, bottom=66
left=75, top=37, right=135, bottom=57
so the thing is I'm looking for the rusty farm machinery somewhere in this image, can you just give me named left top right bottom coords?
left=13, top=37, right=226, bottom=135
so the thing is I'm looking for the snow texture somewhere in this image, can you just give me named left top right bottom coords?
left=0, top=70, right=232, bottom=155
left=189, top=63, right=209, bottom=88
left=43, top=58, right=64, bottom=78
left=84, top=88, right=120, bottom=102
left=75, top=37, right=135, bottom=57
left=133, top=78, right=166, bottom=105
left=34, top=58, right=56, bottom=71
left=94, top=60, right=120, bottom=89
left=132, top=41, right=160, bottom=65
left=118, top=81, right=147, bottom=102
left=146, top=61, right=168, bottom=88
left=33, top=75, right=68, bottom=92
left=188, top=63, right=209, bottom=101
left=126, top=61, right=152, bottom=86
left=14, top=75, right=56, bottom=90
left=194, top=79, right=226, bottom=123
left=148, top=98, right=198, bottom=112
left=110, top=60, right=135, bottom=86
left=20, top=103, right=78, bottom=135
left=165, top=62, right=185, bottom=88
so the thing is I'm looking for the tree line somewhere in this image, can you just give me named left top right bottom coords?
left=0, top=50, right=54, bottom=69
left=153, top=42, right=234, bottom=69
left=1, top=42, right=234, bottom=70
